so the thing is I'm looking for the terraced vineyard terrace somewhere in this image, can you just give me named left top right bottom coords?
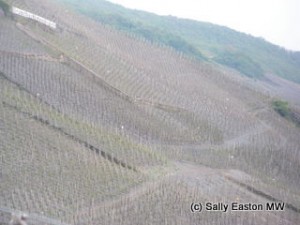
left=0, top=98, right=145, bottom=223
left=11, top=6, right=263, bottom=141
left=0, top=19, right=51, bottom=55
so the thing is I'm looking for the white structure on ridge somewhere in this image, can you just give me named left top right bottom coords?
left=12, top=7, right=56, bottom=29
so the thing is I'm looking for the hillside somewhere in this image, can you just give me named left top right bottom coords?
left=0, top=0, right=300, bottom=225
left=58, top=0, right=300, bottom=83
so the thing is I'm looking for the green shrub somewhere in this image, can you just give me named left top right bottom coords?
left=272, top=100, right=290, bottom=117
left=0, top=0, right=10, bottom=15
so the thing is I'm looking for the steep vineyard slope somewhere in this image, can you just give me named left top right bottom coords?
left=0, top=0, right=300, bottom=224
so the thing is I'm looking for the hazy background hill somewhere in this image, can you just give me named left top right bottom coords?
left=59, top=0, right=300, bottom=83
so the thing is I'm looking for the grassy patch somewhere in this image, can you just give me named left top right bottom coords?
left=214, top=50, right=264, bottom=78
left=272, top=100, right=290, bottom=117
left=272, top=99, right=300, bottom=126
left=0, top=0, right=10, bottom=15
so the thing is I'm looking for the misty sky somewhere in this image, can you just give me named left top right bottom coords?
left=107, top=0, right=300, bottom=51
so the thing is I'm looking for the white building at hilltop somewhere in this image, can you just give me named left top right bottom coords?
left=12, top=7, right=56, bottom=29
